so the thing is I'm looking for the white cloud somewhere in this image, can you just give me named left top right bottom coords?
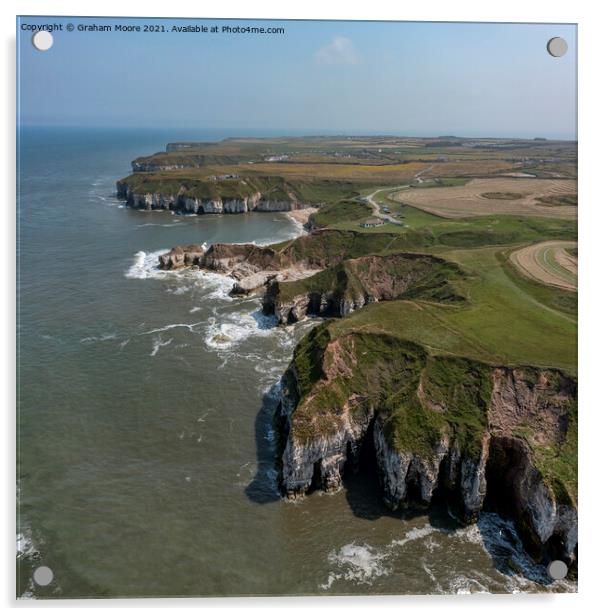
left=314, top=37, right=360, bottom=65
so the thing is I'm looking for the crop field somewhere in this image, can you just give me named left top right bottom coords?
left=234, top=161, right=427, bottom=181
left=509, top=240, right=577, bottom=291
left=391, top=178, right=577, bottom=219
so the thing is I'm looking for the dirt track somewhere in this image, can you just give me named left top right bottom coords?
left=509, top=241, right=577, bottom=291
left=393, top=178, right=577, bottom=219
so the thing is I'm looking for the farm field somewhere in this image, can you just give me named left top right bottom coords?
left=509, top=240, right=578, bottom=291
left=391, top=178, right=577, bottom=219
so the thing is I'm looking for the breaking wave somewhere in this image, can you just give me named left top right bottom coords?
left=320, top=543, right=391, bottom=589
left=321, top=513, right=577, bottom=594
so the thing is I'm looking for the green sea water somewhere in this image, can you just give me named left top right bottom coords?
left=17, top=127, right=575, bottom=598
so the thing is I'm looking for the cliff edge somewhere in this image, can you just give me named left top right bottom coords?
left=277, top=324, right=577, bottom=568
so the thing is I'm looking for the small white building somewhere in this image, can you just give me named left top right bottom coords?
left=361, top=218, right=385, bottom=228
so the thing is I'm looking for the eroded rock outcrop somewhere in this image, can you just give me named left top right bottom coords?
left=276, top=324, right=577, bottom=567
left=262, top=253, right=465, bottom=324
left=157, top=241, right=322, bottom=296
left=156, top=231, right=447, bottom=298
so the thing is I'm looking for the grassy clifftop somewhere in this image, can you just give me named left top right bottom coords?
left=286, top=323, right=576, bottom=505
left=288, top=326, right=491, bottom=458
left=117, top=171, right=362, bottom=205
left=274, top=252, right=466, bottom=306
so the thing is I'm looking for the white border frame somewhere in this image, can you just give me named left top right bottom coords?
left=3, top=1, right=600, bottom=613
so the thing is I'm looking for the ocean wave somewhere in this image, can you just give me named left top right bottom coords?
left=17, top=529, right=38, bottom=560
left=125, top=249, right=235, bottom=302
left=448, top=574, right=490, bottom=595
left=319, top=513, right=577, bottom=594
left=150, top=336, right=173, bottom=357
left=135, top=222, right=183, bottom=228
left=452, top=512, right=577, bottom=593
left=144, top=322, right=204, bottom=336
left=320, top=543, right=391, bottom=589
left=321, top=524, right=434, bottom=590
left=125, top=250, right=170, bottom=280
left=390, top=524, right=436, bottom=548
left=80, top=332, right=117, bottom=344
left=166, top=285, right=192, bottom=296
left=203, top=307, right=295, bottom=353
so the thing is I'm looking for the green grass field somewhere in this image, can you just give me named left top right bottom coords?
left=328, top=245, right=576, bottom=374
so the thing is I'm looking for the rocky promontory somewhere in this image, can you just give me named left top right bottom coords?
left=277, top=324, right=577, bottom=569
left=262, top=252, right=464, bottom=324
left=158, top=241, right=322, bottom=295
left=156, top=231, right=466, bottom=305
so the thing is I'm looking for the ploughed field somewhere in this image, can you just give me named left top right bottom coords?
left=391, top=178, right=577, bottom=219
left=509, top=240, right=577, bottom=292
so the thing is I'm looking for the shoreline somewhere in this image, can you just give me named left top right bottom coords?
left=285, top=207, right=318, bottom=229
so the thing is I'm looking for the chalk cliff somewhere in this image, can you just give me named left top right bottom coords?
left=116, top=180, right=307, bottom=214
left=277, top=325, right=577, bottom=568
left=262, top=253, right=464, bottom=324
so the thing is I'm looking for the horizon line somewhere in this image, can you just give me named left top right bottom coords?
left=17, top=124, right=578, bottom=142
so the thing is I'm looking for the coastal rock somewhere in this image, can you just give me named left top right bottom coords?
left=278, top=370, right=375, bottom=498
left=158, top=244, right=206, bottom=269
left=116, top=180, right=308, bottom=215
left=262, top=253, right=465, bottom=325
left=230, top=272, right=277, bottom=296
left=276, top=327, right=577, bottom=567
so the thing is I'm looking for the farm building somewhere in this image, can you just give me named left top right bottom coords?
left=361, top=218, right=385, bottom=228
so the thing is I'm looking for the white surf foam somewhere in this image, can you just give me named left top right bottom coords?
left=203, top=307, right=297, bottom=354
left=321, top=543, right=391, bottom=589
left=17, top=530, right=37, bottom=560
left=125, top=249, right=235, bottom=302
left=79, top=332, right=117, bottom=344
left=125, top=250, right=169, bottom=280
left=321, top=526, right=435, bottom=590
left=144, top=322, right=203, bottom=336
left=150, top=336, right=173, bottom=357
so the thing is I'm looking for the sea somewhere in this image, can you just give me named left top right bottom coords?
left=16, top=127, right=575, bottom=598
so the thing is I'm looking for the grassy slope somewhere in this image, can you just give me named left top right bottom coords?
left=328, top=246, right=576, bottom=374
left=275, top=253, right=466, bottom=305
left=119, top=172, right=365, bottom=205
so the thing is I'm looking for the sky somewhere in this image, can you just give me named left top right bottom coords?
left=17, top=17, right=577, bottom=139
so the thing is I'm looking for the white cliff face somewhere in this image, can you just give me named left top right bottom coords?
left=372, top=418, right=488, bottom=517
left=277, top=352, right=577, bottom=567
left=116, top=182, right=309, bottom=214
left=264, top=287, right=368, bottom=325
left=280, top=408, right=375, bottom=497
left=372, top=415, right=413, bottom=506
left=487, top=435, right=578, bottom=563
left=278, top=379, right=375, bottom=498
left=459, top=435, right=490, bottom=517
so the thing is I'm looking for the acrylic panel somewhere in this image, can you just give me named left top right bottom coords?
left=16, top=16, right=577, bottom=598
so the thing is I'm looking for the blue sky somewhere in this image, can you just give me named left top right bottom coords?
left=17, top=17, right=577, bottom=138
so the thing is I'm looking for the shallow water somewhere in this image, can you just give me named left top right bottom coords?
left=17, top=127, right=575, bottom=597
